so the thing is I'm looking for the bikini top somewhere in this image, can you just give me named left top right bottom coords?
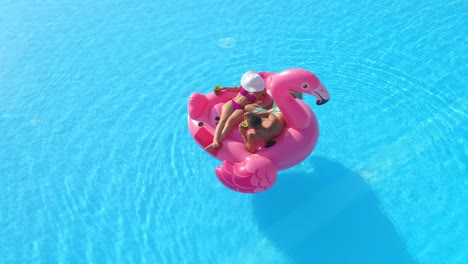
left=239, top=87, right=257, bottom=103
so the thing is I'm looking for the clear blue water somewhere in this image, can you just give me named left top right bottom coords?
left=1, top=0, right=467, bottom=263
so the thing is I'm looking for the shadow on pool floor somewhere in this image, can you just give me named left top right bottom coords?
left=252, top=156, right=419, bottom=264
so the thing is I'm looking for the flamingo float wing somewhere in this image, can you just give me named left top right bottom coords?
left=215, top=154, right=278, bottom=193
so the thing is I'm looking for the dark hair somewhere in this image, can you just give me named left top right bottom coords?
left=245, top=113, right=262, bottom=129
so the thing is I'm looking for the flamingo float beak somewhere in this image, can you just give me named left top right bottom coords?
left=316, top=98, right=329, bottom=105
left=312, top=84, right=330, bottom=105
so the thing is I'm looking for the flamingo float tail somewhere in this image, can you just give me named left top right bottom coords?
left=215, top=154, right=278, bottom=193
left=188, top=92, right=208, bottom=119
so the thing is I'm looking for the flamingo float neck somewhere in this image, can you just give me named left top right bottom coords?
left=269, top=76, right=310, bottom=129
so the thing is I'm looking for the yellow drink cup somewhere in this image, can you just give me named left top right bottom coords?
left=214, top=85, right=222, bottom=95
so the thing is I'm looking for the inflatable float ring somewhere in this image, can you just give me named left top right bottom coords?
left=187, top=68, right=330, bottom=193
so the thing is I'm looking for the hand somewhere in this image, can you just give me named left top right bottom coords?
left=214, top=85, right=222, bottom=95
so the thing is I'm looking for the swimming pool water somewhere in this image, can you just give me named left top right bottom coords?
left=1, top=0, right=467, bottom=263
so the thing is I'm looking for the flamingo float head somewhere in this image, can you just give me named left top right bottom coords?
left=274, top=68, right=330, bottom=105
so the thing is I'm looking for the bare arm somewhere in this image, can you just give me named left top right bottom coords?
left=221, top=85, right=241, bottom=92
left=244, top=99, right=273, bottom=113
left=239, top=126, right=257, bottom=153
left=258, top=100, right=273, bottom=109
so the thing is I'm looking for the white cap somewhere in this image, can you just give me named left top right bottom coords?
left=241, top=71, right=265, bottom=92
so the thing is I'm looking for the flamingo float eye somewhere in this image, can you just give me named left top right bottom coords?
left=301, top=83, right=309, bottom=90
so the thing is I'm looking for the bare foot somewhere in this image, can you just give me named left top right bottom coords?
left=204, top=142, right=220, bottom=152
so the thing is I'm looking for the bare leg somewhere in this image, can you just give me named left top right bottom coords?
left=217, top=109, right=244, bottom=143
left=205, top=101, right=234, bottom=152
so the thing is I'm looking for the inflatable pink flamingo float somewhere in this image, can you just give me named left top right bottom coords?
left=187, top=68, right=330, bottom=193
